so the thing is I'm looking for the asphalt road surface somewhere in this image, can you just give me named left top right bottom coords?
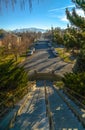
left=24, top=41, right=73, bottom=76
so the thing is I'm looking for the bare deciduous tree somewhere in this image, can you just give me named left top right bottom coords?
left=2, top=32, right=37, bottom=60
left=2, top=34, right=21, bottom=61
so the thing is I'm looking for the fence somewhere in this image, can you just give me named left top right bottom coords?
left=63, top=87, right=85, bottom=109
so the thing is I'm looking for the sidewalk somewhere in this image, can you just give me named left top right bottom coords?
left=46, top=81, right=85, bottom=130
left=9, top=81, right=49, bottom=130
left=54, top=85, right=85, bottom=128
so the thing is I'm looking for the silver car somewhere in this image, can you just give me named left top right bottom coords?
left=27, top=50, right=33, bottom=56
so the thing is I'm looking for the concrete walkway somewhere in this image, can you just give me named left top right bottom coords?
left=46, top=81, right=85, bottom=130
left=1, top=80, right=85, bottom=130
left=10, top=81, right=49, bottom=130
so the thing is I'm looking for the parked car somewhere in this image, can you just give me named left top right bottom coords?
left=32, top=47, right=35, bottom=52
left=27, top=50, right=33, bottom=56
left=48, top=43, right=52, bottom=47
left=51, top=47, right=54, bottom=51
left=35, top=43, right=38, bottom=45
left=53, top=51, right=58, bottom=57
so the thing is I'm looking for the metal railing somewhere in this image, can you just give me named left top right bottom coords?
left=63, top=87, right=85, bottom=109
left=44, top=81, right=54, bottom=130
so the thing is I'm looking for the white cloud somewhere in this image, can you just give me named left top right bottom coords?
left=48, top=12, right=68, bottom=22
left=76, top=9, right=85, bottom=17
left=49, top=13, right=59, bottom=18
left=61, top=16, right=68, bottom=22
left=48, top=5, right=75, bottom=12
left=48, top=5, right=85, bottom=26
left=60, top=9, right=85, bottom=22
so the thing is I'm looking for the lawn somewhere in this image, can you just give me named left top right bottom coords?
left=55, top=48, right=76, bottom=63
left=0, top=54, right=26, bottom=64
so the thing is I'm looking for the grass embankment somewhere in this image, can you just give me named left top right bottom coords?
left=54, top=81, right=64, bottom=89
left=55, top=48, right=76, bottom=63
left=0, top=54, right=26, bottom=64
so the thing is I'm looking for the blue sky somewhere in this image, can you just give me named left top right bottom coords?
left=0, top=0, right=76, bottom=30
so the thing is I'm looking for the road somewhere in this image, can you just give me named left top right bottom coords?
left=24, top=41, right=73, bottom=76
left=8, top=41, right=85, bottom=130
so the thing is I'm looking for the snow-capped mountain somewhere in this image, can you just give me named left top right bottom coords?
left=13, top=28, right=46, bottom=33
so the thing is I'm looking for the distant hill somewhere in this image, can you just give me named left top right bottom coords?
left=13, top=28, right=46, bottom=33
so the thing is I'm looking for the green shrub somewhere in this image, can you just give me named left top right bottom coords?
left=62, top=72, right=85, bottom=96
left=73, top=45, right=85, bottom=73
left=0, top=59, right=28, bottom=104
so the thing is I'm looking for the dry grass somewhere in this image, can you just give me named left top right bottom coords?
left=55, top=48, right=76, bottom=63
left=0, top=54, right=25, bottom=64
left=54, top=81, right=64, bottom=89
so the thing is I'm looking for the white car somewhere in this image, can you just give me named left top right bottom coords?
left=27, top=50, right=33, bottom=56
left=31, top=47, right=35, bottom=52
left=32, top=47, right=35, bottom=52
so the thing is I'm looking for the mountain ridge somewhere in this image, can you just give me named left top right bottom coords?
left=13, top=27, right=46, bottom=33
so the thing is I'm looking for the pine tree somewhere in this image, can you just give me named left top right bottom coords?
left=66, top=0, right=85, bottom=73
left=73, top=44, right=85, bottom=72
left=72, top=0, right=85, bottom=11
left=66, top=0, right=85, bottom=30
